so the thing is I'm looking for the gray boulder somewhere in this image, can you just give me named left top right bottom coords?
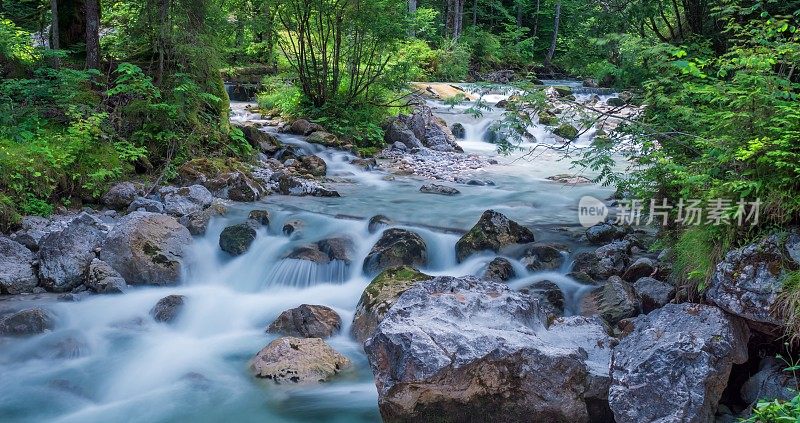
left=0, top=237, right=39, bottom=294
left=455, top=210, right=535, bottom=262
left=0, top=308, right=55, bottom=336
left=740, top=358, right=797, bottom=406
left=38, top=213, right=108, bottom=292
left=580, top=275, right=638, bottom=326
left=609, top=303, right=750, bottom=423
left=419, top=183, right=460, bottom=196
left=706, top=235, right=785, bottom=327
left=102, top=182, right=139, bottom=208
left=586, top=223, right=622, bottom=245
left=622, top=257, right=654, bottom=282
left=267, top=304, right=342, bottom=338
left=179, top=199, right=227, bottom=236
left=160, top=185, right=214, bottom=217
left=633, top=277, right=674, bottom=313
left=365, top=276, right=613, bottom=423
left=100, top=211, right=193, bottom=285
left=86, top=258, right=127, bottom=294
left=482, top=257, right=516, bottom=282
left=150, top=295, right=186, bottom=323
left=219, top=221, right=259, bottom=256
left=384, top=103, right=463, bottom=153
left=363, top=229, right=428, bottom=275
left=127, top=197, right=165, bottom=213
left=249, top=336, right=351, bottom=384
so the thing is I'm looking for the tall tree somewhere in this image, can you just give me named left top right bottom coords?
left=545, top=0, right=560, bottom=65
left=84, top=0, right=99, bottom=69
left=50, top=0, right=60, bottom=50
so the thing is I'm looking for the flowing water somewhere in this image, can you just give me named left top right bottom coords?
left=0, top=82, right=620, bottom=422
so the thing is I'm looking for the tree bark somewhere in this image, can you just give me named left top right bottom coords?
left=57, top=0, right=87, bottom=49
left=408, top=0, right=417, bottom=37
left=472, top=0, right=477, bottom=26
left=84, top=0, right=100, bottom=69
left=532, top=0, right=540, bottom=38
left=50, top=0, right=60, bottom=50
left=544, top=0, right=560, bottom=65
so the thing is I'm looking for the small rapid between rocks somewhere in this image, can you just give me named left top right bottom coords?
left=0, top=82, right=622, bottom=422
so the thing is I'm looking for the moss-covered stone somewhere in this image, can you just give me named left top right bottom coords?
left=455, top=210, right=535, bottom=262
left=554, top=123, right=579, bottom=140
left=553, top=85, right=573, bottom=96
left=219, top=221, right=258, bottom=256
left=351, top=266, right=432, bottom=343
left=606, top=97, right=626, bottom=107
left=537, top=111, right=559, bottom=126
left=362, top=228, right=428, bottom=274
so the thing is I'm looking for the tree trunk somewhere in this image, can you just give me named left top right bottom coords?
left=472, top=0, right=477, bottom=26
left=84, top=0, right=100, bottom=69
left=544, top=0, right=560, bottom=65
left=408, top=0, right=417, bottom=37
left=446, top=0, right=454, bottom=37
left=50, top=0, right=60, bottom=50
left=156, top=0, right=170, bottom=84
left=532, top=0, right=540, bottom=38
left=453, top=0, right=463, bottom=38
left=57, top=0, right=87, bottom=49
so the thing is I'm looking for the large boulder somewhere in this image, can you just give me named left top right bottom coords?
left=236, top=124, right=281, bottom=155
left=609, top=303, right=750, bottom=423
left=289, top=119, right=324, bottom=136
left=384, top=103, right=463, bottom=153
left=365, top=276, right=613, bottom=423
left=455, top=210, right=535, bottom=262
left=85, top=258, right=127, bottom=294
left=482, top=257, right=516, bottom=282
left=177, top=158, right=265, bottom=202
left=100, top=211, right=193, bottom=286
left=621, top=257, right=654, bottom=282
left=586, top=223, right=623, bottom=245
left=160, top=185, right=214, bottom=217
left=267, top=304, right=342, bottom=338
left=38, top=212, right=108, bottom=292
left=102, top=182, right=139, bottom=209
left=0, top=237, right=39, bottom=294
left=633, top=277, right=674, bottom=313
left=362, top=229, right=428, bottom=275
left=740, top=357, right=797, bottom=406
left=150, top=294, right=186, bottom=323
left=0, top=308, right=55, bottom=336
left=219, top=221, right=259, bottom=256
left=306, top=131, right=343, bottom=148
left=351, top=266, right=432, bottom=343
left=295, top=155, right=327, bottom=178
left=249, top=337, right=351, bottom=384
left=706, top=235, right=788, bottom=327
left=580, top=276, right=638, bottom=326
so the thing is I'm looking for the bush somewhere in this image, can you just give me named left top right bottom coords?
left=743, top=392, right=800, bottom=422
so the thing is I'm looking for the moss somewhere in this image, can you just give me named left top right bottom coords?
left=672, top=226, right=727, bottom=295
left=553, top=123, right=579, bottom=140
left=537, top=111, right=559, bottom=126
left=364, top=265, right=431, bottom=301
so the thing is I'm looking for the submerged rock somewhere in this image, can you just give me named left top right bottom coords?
left=706, top=234, right=786, bottom=327
left=365, top=276, right=613, bottom=423
left=248, top=209, right=270, bottom=225
left=267, top=304, right=342, bottom=338
left=219, top=221, right=259, bottom=256
left=85, top=258, right=127, bottom=294
left=150, top=295, right=186, bottom=323
left=455, top=210, right=535, bottom=262
left=249, top=337, right=351, bottom=384
left=546, top=174, right=592, bottom=184
left=286, top=236, right=355, bottom=265
left=450, top=123, right=465, bottom=139
left=362, top=229, right=428, bottom=275
left=351, top=266, right=432, bottom=344
left=100, top=211, right=193, bottom=286
left=367, top=215, right=392, bottom=234
left=38, top=212, right=108, bottom=292
left=482, top=257, right=516, bottom=282
left=0, top=237, right=39, bottom=294
left=0, top=308, right=55, bottom=336
left=523, top=280, right=566, bottom=316
left=609, top=303, right=749, bottom=423
left=419, top=183, right=460, bottom=196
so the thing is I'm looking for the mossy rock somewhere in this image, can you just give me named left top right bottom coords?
left=554, top=123, right=579, bottom=140
left=538, top=111, right=559, bottom=126
left=219, top=221, right=258, bottom=256
left=362, top=228, right=428, bottom=274
left=553, top=86, right=573, bottom=96
left=606, top=97, right=626, bottom=107
left=351, top=266, right=432, bottom=343
left=307, top=131, right=343, bottom=148
left=455, top=210, right=535, bottom=262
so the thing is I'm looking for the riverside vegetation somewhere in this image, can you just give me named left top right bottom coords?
left=1, top=0, right=800, bottom=421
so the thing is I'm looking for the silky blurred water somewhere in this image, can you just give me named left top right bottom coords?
left=0, top=82, right=620, bottom=422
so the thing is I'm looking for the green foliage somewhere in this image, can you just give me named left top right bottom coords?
left=672, top=226, right=724, bottom=293
left=742, top=392, right=800, bottom=422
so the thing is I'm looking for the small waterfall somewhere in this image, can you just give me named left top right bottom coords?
left=264, top=259, right=351, bottom=288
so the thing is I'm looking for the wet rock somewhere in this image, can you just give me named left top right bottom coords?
left=524, top=279, right=566, bottom=316
left=483, top=257, right=516, bottom=282
left=177, top=159, right=265, bottom=202
left=295, top=154, right=327, bottom=177
left=538, top=111, right=559, bottom=126
left=39, top=212, right=108, bottom=292
left=606, top=97, right=625, bottom=107
left=553, top=86, right=573, bottom=97
left=306, top=131, right=341, bottom=148
left=494, top=99, right=509, bottom=108
left=160, top=185, right=214, bottom=217
left=127, top=196, right=165, bottom=213
left=546, top=174, right=592, bottom=184
left=632, top=277, right=674, bottom=313
left=219, top=221, right=259, bottom=256
left=0, top=237, right=39, bottom=294
left=581, top=276, right=638, bottom=326
left=270, top=172, right=339, bottom=197
left=622, top=257, right=654, bottom=282
left=102, top=182, right=139, bottom=209
left=249, top=337, right=351, bottom=384
left=594, top=240, right=632, bottom=278
left=150, top=294, right=185, bottom=323
left=351, top=266, right=432, bottom=343
left=282, top=220, right=302, bottom=236
left=455, top=210, right=535, bottom=262
left=287, top=236, right=355, bottom=265
left=419, top=183, right=460, bottom=196
left=384, top=103, right=463, bottom=153
left=740, top=357, right=797, bottom=406
left=248, top=209, right=270, bottom=225
left=363, top=229, right=428, bottom=275
left=0, top=308, right=55, bottom=336
left=178, top=203, right=224, bottom=236
left=289, top=119, right=324, bottom=136
left=586, top=223, right=622, bottom=245
left=237, top=124, right=281, bottom=154
left=85, top=258, right=126, bottom=294
left=350, top=158, right=377, bottom=170
left=706, top=234, right=786, bottom=327
left=554, top=123, right=579, bottom=140
left=368, top=215, right=392, bottom=234
left=609, top=303, right=749, bottom=423
left=365, top=276, right=613, bottom=423
left=450, top=123, right=465, bottom=139
left=384, top=120, right=424, bottom=150
left=519, top=243, right=564, bottom=271
left=100, top=211, right=193, bottom=285
left=267, top=304, right=342, bottom=338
